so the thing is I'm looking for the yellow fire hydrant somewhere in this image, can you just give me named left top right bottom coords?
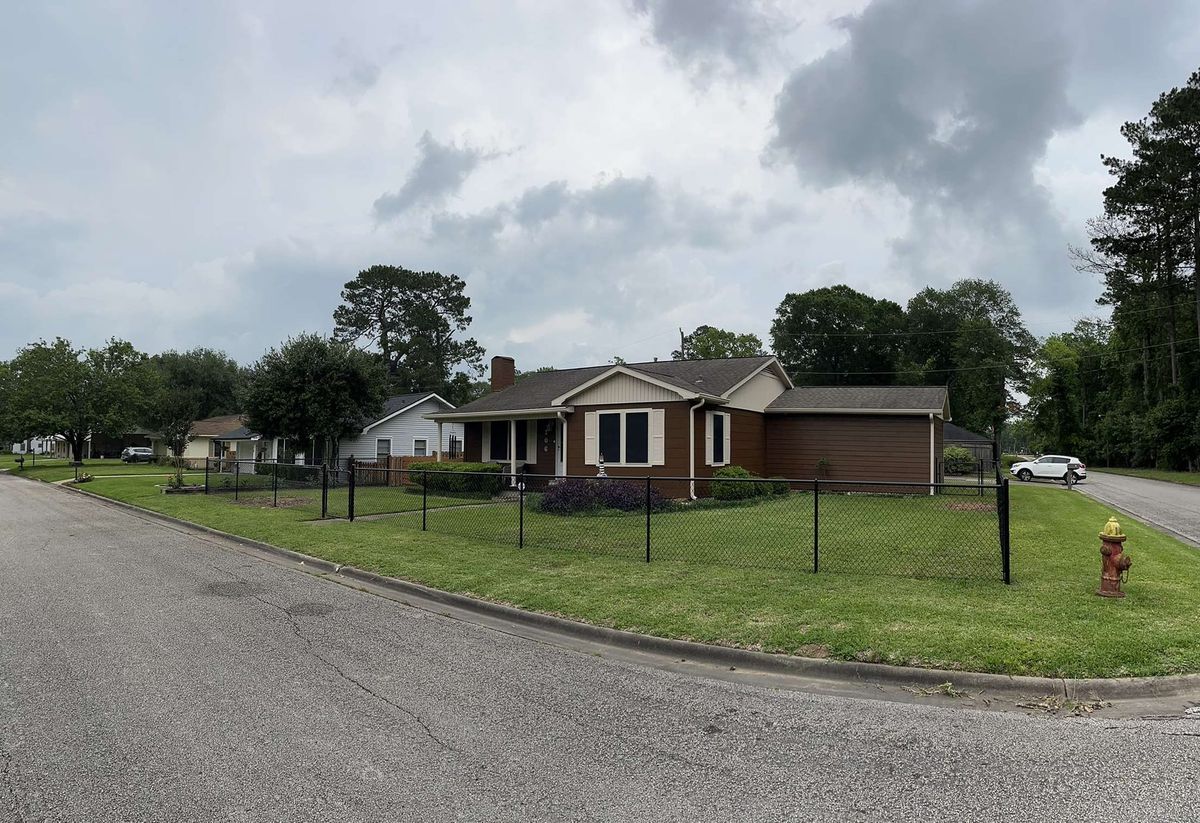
left=1097, top=516, right=1132, bottom=598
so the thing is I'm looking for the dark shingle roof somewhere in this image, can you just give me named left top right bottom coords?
left=441, top=357, right=778, bottom=415
left=191, top=414, right=246, bottom=437
left=767, top=386, right=948, bottom=413
left=944, top=422, right=990, bottom=442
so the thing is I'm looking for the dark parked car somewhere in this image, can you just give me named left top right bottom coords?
left=121, top=447, right=155, bottom=463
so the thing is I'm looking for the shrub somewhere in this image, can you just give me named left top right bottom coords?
left=256, top=462, right=315, bottom=482
left=535, top=478, right=666, bottom=515
left=766, top=477, right=790, bottom=495
left=711, top=465, right=768, bottom=500
left=942, top=446, right=976, bottom=475
left=418, top=462, right=503, bottom=495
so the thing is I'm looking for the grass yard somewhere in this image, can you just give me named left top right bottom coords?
left=1094, top=467, right=1200, bottom=487
left=50, top=472, right=1200, bottom=678
left=1, top=457, right=200, bottom=484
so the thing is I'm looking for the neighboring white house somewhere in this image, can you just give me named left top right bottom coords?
left=339, top=392, right=463, bottom=461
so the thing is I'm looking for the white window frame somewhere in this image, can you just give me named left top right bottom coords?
left=594, top=409, right=653, bottom=467
left=375, top=437, right=392, bottom=461
left=412, top=438, right=428, bottom=457
left=705, top=411, right=732, bottom=467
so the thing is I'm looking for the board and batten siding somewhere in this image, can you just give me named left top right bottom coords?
left=338, top=398, right=463, bottom=459
left=764, top=414, right=941, bottom=484
left=567, top=372, right=682, bottom=405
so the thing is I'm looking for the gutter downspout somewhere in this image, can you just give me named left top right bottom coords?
left=556, top=411, right=567, bottom=477
left=929, top=412, right=935, bottom=497
left=689, top=398, right=705, bottom=499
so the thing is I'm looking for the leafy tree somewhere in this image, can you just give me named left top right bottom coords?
left=332, top=265, right=485, bottom=395
left=770, top=285, right=904, bottom=384
left=0, top=360, right=13, bottom=445
left=673, top=326, right=766, bottom=360
left=5, top=338, right=155, bottom=462
left=152, top=348, right=242, bottom=419
left=241, top=334, right=388, bottom=459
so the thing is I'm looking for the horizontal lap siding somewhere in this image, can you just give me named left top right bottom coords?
left=726, top=408, right=765, bottom=476
left=765, top=414, right=933, bottom=483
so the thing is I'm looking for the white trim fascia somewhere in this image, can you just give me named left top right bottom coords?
left=552, top=365, right=723, bottom=406
left=426, top=406, right=572, bottom=421
left=765, top=407, right=946, bottom=419
left=362, top=393, right=453, bottom=433
left=720, top=357, right=795, bottom=398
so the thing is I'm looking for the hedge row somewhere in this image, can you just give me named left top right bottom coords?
left=710, top=465, right=789, bottom=500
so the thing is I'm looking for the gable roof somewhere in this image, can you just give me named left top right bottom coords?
left=431, top=357, right=783, bottom=418
left=190, top=414, right=246, bottom=437
left=360, top=392, right=453, bottom=431
left=944, top=422, right=990, bottom=442
left=767, top=386, right=950, bottom=418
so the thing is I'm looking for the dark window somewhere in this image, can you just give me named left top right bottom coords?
left=599, top=413, right=621, bottom=463
left=515, top=421, right=528, bottom=461
left=625, top=412, right=649, bottom=464
left=489, top=421, right=509, bottom=460
left=712, top=413, right=725, bottom=464
left=376, top=438, right=390, bottom=461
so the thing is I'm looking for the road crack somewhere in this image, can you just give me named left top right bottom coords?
left=200, top=560, right=457, bottom=754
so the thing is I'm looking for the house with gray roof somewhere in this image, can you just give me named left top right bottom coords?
left=427, top=355, right=951, bottom=486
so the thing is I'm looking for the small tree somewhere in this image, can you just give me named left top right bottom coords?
left=144, top=378, right=199, bottom=486
left=242, top=334, right=388, bottom=462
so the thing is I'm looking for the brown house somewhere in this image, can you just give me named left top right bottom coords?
left=426, top=355, right=950, bottom=490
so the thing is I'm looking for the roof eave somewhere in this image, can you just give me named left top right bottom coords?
left=766, top=407, right=947, bottom=418
left=426, top=406, right=575, bottom=421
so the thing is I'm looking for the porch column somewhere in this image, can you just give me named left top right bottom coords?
left=437, top=421, right=443, bottom=463
left=509, top=419, right=517, bottom=483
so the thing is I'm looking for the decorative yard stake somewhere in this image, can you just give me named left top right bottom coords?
left=1097, top=517, right=1132, bottom=598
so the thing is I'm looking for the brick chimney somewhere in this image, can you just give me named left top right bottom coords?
left=490, top=355, right=516, bottom=393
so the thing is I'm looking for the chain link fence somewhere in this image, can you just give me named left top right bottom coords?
left=203, top=460, right=1011, bottom=582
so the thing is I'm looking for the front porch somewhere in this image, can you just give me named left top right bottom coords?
left=437, top=415, right=566, bottom=479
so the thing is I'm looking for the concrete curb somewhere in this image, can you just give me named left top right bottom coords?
left=53, top=481, right=1200, bottom=703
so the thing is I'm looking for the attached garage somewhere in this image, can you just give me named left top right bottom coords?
left=764, top=387, right=949, bottom=485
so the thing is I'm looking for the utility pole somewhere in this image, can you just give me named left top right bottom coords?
left=679, top=327, right=686, bottom=359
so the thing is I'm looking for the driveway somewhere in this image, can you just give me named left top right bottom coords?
left=2, top=475, right=1199, bottom=822
left=1076, top=471, right=1200, bottom=547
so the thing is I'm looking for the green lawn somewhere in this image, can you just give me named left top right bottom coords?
left=42, top=472, right=1200, bottom=678
left=1, top=457, right=199, bottom=484
left=1094, top=467, right=1200, bottom=487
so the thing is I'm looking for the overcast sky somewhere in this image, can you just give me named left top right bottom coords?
left=3, top=1, right=1198, bottom=372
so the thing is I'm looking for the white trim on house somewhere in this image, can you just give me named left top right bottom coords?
left=428, top=407, right=570, bottom=421
left=705, top=410, right=732, bottom=467
left=362, top=393, right=454, bottom=432
left=552, top=366, right=724, bottom=407
left=582, top=408, right=665, bottom=468
left=719, top=357, right=794, bottom=397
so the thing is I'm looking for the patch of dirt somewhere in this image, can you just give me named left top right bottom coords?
left=232, top=496, right=313, bottom=509
left=795, top=643, right=830, bottom=659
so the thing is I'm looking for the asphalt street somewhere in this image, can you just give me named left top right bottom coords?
left=1076, top=471, right=1200, bottom=547
left=1, top=473, right=1198, bottom=822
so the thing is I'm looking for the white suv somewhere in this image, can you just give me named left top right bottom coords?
left=1010, top=454, right=1086, bottom=484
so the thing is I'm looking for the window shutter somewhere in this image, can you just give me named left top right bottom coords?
left=722, top=413, right=732, bottom=465
left=704, top=411, right=714, bottom=466
left=584, top=412, right=598, bottom=465
left=650, top=408, right=665, bottom=466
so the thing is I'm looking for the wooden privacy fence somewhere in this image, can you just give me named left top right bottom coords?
left=350, top=454, right=462, bottom=486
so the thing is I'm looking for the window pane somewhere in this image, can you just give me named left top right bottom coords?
left=516, top=420, right=528, bottom=460
left=414, top=439, right=427, bottom=457
left=599, top=413, right=621, bottom=463
left=712, top=414, right=724, bottom=464
left=489, top=421, right=509, bottom=460
left=376, top=439, right=389, bottom=460
left=625, top=412, right=649, bottom=464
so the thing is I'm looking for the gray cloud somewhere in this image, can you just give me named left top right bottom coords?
left=373, top=131, right=495, bottom=220
left=630, top=0, right=786, bottom=79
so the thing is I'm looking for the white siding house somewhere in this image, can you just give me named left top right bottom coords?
left=338, top=393, right=463, bottom=461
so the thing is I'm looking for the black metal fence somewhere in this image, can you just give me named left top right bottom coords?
left=204, top=460, right=1011, bottom=582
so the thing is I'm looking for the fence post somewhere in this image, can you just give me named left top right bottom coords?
left=645, top=477, right=651, bottom=563
left=273, top=460, right=279, bottom=507
left=204, top=458, right=209, bottom=494
left=812, top=477, right=820, bottom=574
left=348, top=459, right=356, bottom=522
left=422, top=470, right=427, bottom=531
left=518, top=475, right=524, bottom=549
left=321, top=464, right=328, bottom=519
left=234, top=461, right=239, bottom=501
left=1000, top=478, right=1011, bottom=584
